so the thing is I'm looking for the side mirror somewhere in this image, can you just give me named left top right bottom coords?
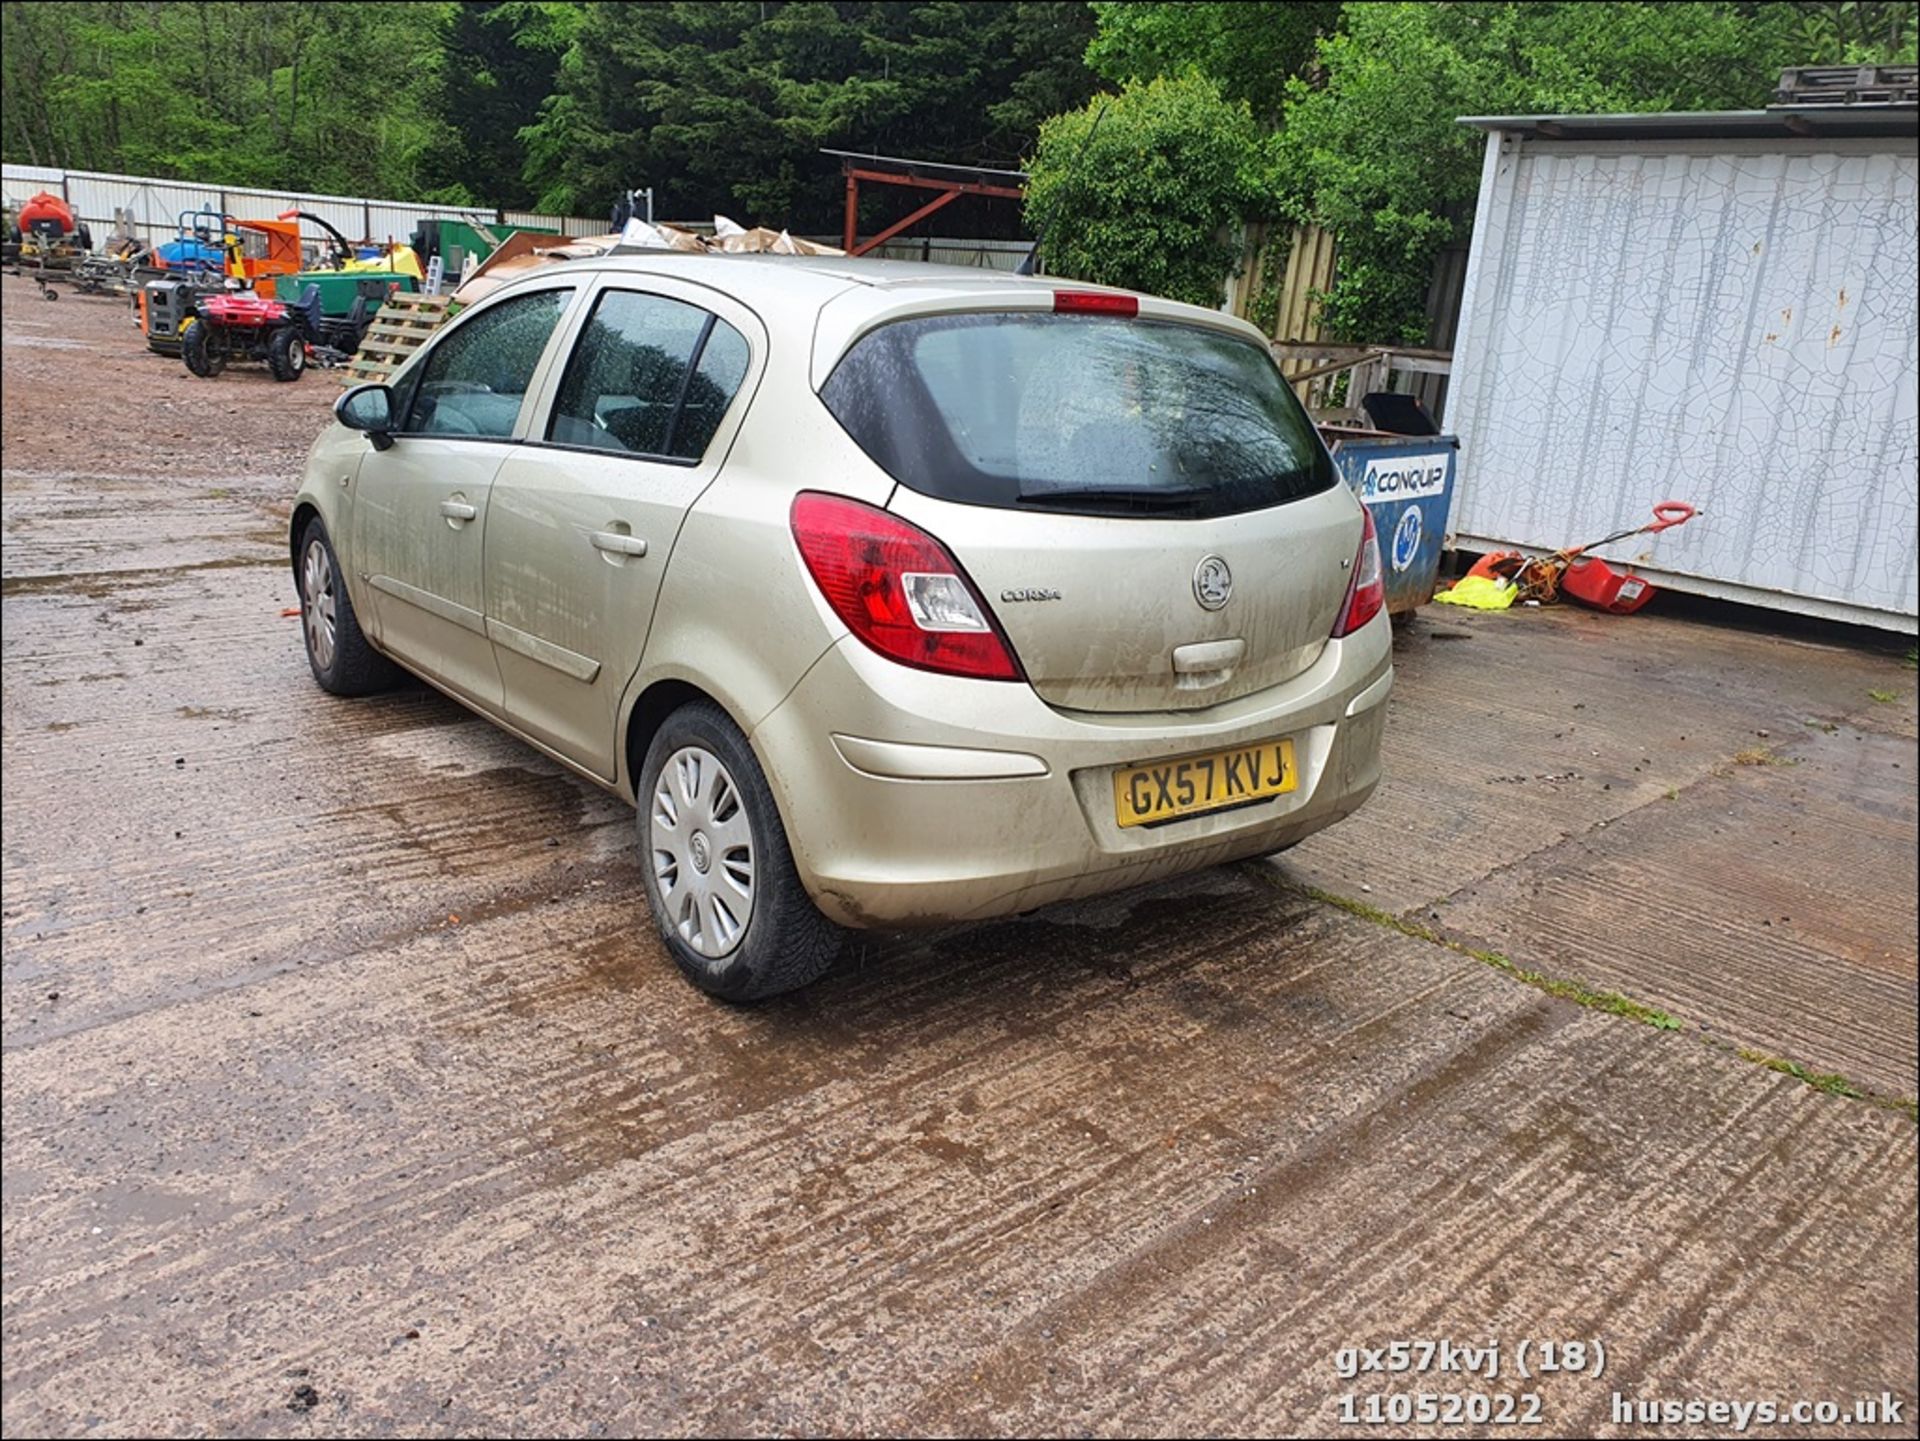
left=335, top=383, right=396, bottom=450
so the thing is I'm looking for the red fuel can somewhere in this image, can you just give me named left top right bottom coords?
left=1562, top=556, right=1657, bottom=614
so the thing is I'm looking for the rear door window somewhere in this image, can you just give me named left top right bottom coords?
left=402, top=288, right=571, bottom=438
left=821, top=312, right=1335, bottom=518
left=545, top=290, right=751, bottom=461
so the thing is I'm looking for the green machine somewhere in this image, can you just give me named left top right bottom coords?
left=276, top=270, right=418, bottom=317
left=408, top=218, right=560, bottom=277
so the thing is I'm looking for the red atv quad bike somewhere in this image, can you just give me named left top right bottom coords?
left=180, top=293, right=308, bottom=380
left=178, top=286, right=367, bottom=381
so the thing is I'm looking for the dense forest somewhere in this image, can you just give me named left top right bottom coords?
left=0, top=0, right=1100, bottom=232
left=4, top=2, right=1914, bottom=325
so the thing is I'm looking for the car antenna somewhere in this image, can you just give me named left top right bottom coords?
left=1017, top=100, right=1109, bottom=278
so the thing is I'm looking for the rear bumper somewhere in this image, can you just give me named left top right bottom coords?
left=749, top=617, right=1393, bottom=927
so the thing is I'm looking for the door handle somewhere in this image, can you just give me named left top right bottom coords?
left=590, top=531, right=648, bottom=558
left=439, top=499, right=478, bottom=521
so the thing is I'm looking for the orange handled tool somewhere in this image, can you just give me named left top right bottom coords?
left=1560, top=501, right=1699, bottom=561
left=1463, top=502, right=1701, bottom=605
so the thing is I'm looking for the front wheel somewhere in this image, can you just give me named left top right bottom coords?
left=180, top=317, right=223, bottom=377
left=638, top=702, right=843, bottom=1002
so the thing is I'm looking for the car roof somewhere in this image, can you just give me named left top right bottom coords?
left=603, top=248, right=1053, bottom=281
left=514, top=248, right=1142, bottom=305
left=481, top=249, right=1268, bottom=379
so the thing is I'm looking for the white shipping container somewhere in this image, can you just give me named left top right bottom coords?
left=1447, top=119, right=1919, bottom=631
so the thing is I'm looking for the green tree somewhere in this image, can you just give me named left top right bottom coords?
left=2, top=2, right=455, bottom=197
left=1788, top=1, right=1919, bottom=62
left=1023, top=72, right=1267, bottom=307
left=1084, top=1, right=1339, bottom=121
left=520, top=1, right=1096, bottom=228
left=518, top=1, right=821, bottom=220
left=422, top=2, right=584, bottom=208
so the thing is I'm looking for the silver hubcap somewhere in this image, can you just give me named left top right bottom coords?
left=302, top=538, right=336, bottom=672
left=650, top=746, right=756, bottom=961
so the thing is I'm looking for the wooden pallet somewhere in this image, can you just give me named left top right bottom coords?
left=1773, top=64, right=1919, bottom=107
left=339, top=291, right=456, bottom=386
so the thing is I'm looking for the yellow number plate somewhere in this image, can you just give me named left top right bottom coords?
left=1112, top=738, right=1297, bottom=828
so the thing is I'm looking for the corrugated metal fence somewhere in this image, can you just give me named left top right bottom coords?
left=501, top=210, right=612, bottom=238
left=2, top=162, right=605, bottom=251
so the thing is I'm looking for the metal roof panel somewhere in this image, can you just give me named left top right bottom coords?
left=1458, top=106, right=1918, bottom=142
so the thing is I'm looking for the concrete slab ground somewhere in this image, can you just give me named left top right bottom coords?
left=3, top=276, right=1915, bottom=1436
left=1284, top=606, right=1919, bottom=1100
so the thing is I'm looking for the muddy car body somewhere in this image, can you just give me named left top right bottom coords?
left=289, top=254, right=1392, bottom=999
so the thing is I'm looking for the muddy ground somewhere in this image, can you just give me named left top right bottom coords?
left=3, top=274, right=1916, bottom=1437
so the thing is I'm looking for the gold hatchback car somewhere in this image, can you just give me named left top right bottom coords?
left=291, top=254, right=1392, bottom=1000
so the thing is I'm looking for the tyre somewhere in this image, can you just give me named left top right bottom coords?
left=638, top=702, right=843, bottom=1002
left=266, top=325, right=306, bottom=381
left=296, top=517, right=401, bottom=696
left=179, top=317, right=223, bottom=377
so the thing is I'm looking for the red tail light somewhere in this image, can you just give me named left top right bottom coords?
left=790, top=492, right=1023, bottom=681
left=1054, top=289, right=1138, bottom=316
left=1332, top=504, right=1385, bottom=637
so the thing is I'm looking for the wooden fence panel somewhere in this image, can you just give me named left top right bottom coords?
left=1233, top=223, right=1468, bottom=425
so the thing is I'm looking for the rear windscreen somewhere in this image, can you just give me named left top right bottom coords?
left=820, top=312, right=1336, bottom=518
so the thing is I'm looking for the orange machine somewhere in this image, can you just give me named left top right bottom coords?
left=18, top=190, right=78, bottom=236
left=226, top=217, right=305, bottom=297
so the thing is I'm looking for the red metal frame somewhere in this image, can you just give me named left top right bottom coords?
left=840, top=164, right=1025, bottom=257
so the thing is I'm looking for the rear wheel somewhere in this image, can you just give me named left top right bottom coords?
left=638, top=702, right=842, bottom=1002
left=266, top=325, right=306, bottom=381
left=180, top=318, right=224, bottom=377
left=296, top=518, right=400, bottom=696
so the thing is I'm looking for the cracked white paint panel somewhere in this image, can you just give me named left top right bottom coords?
left=1448, top=135, right=1919, bottom=629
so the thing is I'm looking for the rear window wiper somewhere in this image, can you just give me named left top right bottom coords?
left=1016, top=484, right=1208, bottom=512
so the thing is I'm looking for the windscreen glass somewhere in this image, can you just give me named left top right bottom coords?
left=820, top=312, right=1336, bottom=517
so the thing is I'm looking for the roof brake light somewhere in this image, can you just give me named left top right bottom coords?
left=1053, top=290, right=1138, bottom=317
